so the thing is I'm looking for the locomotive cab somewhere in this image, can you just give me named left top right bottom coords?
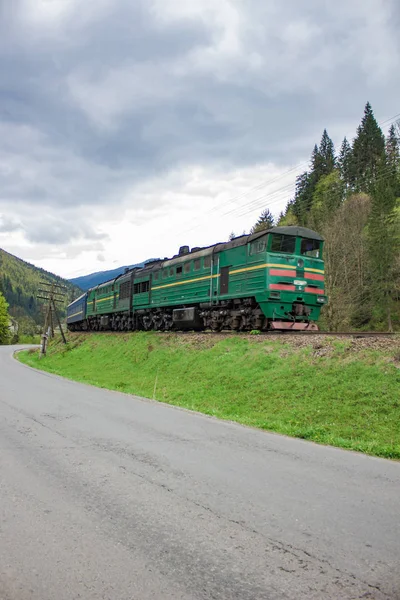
left=257, top=226, right=327, bottom=330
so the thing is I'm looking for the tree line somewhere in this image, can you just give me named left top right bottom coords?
left=251, top=102, right=400, bottom=331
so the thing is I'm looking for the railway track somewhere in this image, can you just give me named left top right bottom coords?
left=172, top=330, right=397, bottom=338
left=266, top=331, right=396, bottom=338
left=69, top=330, right=397, bottom=338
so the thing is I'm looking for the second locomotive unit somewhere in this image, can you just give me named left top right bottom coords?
left=67, top=226, right=327, bottom=332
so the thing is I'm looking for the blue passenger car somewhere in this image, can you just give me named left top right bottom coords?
left=66, top=293, right=87, bottom=329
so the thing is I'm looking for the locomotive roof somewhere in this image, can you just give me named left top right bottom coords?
left=82, top=225, right=324, bottom=295
left=148, top=226, right=324, bottom=269
left=264, top=226, right=324, bottom=241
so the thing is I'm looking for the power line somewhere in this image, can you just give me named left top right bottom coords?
left=168, top=109, right=400, bottom=240
left=169, top=161, right=308, bottom=238
left=378, top=112, right=400, bottom=128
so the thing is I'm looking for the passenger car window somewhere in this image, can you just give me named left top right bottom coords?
left=204, top=256, right=211, bottom=268
left=176, top=266, right=183, bottom=276
left=194, top=259, right=201, bottom=271
left=184, top=262, right=190, bottom=274
left=300, top=238, right=320, bottom=257
left=270, top=234, right=296, bottom=253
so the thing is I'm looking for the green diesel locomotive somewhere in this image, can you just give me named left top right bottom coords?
left=66, top=226, right=327, bottom=332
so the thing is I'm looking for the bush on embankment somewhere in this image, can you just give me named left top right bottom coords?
left=18, top=332, right=400, bottom=459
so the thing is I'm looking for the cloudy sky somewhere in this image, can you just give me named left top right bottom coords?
left=0, top=0, right=399, bottom=279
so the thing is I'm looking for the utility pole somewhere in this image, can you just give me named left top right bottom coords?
left=37, top=281, right=67, bottom=357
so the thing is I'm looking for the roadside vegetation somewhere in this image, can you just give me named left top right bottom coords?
left=0, top=291, right=11, bottom=344
left=18, top=331, right=400, bottom=459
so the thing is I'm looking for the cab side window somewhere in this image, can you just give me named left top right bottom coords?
left=270, top=234, right=296, bottom=253
left=249, top=238, right=266, bottom=255
left=300, top=238, right=320, bottom=258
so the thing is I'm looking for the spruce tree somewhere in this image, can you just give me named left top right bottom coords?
left=318, top=129, right=336, bottom=175
left=311, top=144, right=323, bottom=179
left=292, top=171, right=313, bottom=225
left=293, top=132, right=336, bottom=226
left=386, top=124, right=400, bottom=196
left=250, top=209, right=274, bottom=234
left=338, top=137, right=352, bottom=188
left=350, top=102, right=385, bottom=192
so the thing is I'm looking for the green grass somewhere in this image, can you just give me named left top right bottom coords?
left=17, top=334, right=41, bottom=344
left=17, top=332, right=400, bottom=459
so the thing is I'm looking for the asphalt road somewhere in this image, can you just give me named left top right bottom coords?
left=0, top=346, right=399, bottom=600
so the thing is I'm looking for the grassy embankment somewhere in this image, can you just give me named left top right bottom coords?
left=18, top=332, right=400, bottom=459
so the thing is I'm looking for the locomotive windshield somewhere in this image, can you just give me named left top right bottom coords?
left=270, top=234, right=296, bottom=253
left=300, top=238, right=321, bottom=258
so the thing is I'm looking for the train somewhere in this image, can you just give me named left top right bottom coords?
left=66, top=225, right=327, bottom=333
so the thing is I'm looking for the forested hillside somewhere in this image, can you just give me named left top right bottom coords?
left=255, top=103, right=400, bottom=331
left=0, top=249, right=82, bottom=333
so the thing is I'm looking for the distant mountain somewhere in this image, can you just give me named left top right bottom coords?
left=69, top=261, right=156, bottom=291
left=0, top=248, right=82, bottom=325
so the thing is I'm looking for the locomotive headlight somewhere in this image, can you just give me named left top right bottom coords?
left=317, top=297, right=325, bottom=303
left=297, top=258, right=304, bottom=269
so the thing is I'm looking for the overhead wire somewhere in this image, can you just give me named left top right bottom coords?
left=167, top=110, right=400, bottom=240
left=167, top=160, right=309, bottom=237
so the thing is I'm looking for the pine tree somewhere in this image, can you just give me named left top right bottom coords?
left=318, top=129, right=336, bottom=175
left=350, top=102, right=386, bottom=192
left=250, top=209, right=274, bottom=234
left=338, top=137, right=352, bottom=187
left=292, top=171, right=313, bottom=224
left=0, top=292, right=11, bottom=344
left=292, top=132, right=336, bottom=226
left=311, top=144, right=323, bottom=179
left=386, top=124, right=400, bottom=196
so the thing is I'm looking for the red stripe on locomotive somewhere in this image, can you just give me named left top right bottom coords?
left=270, top=284, right=296, bottom=292
left=269, top=269, right=296, bottom=277
left=305, top=272, right=324, bottom=282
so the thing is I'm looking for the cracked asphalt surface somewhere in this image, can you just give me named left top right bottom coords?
left=0, top=345, right=399, bottom=599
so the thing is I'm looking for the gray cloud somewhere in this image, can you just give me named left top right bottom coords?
left=0, top=206, right=108, bottom=245
left=22, top=217, right=108, bottom=245
left=0, top=214, right=20, bottom=232
left=0, top=0, right=399, bottom=244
